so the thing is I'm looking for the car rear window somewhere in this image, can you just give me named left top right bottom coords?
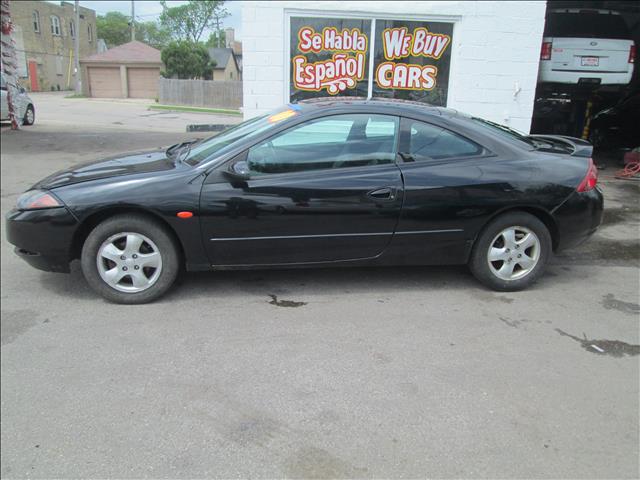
left=544, top=13, right=630, bottom=39
left=405, top=120, right=483, bottom=161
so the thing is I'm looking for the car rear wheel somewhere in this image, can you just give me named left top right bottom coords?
left=81, top=214, right=179, bottom=304
left=469, top=212, right=551, bottom=291
left=23, top=104, right=35, bottom=126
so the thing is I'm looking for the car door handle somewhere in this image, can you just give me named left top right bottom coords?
left=367, top=187, right=396, bottom=201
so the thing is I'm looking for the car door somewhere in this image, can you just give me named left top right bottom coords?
left=199, top=113, right=404, bottom=266
left=389, top=116, right=504, bottom=263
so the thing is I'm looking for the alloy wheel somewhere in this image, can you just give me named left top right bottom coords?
left=96, top=232, right=162, bottom=293
left=487, top=226, right=540, bottom=281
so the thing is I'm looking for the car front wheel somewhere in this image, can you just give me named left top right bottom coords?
left=469, top=212, right=551, bottom=291
left=81, top=214, right=180, bottom=304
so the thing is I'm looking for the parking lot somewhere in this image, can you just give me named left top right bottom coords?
left=1, top=93, right=639, bottom=478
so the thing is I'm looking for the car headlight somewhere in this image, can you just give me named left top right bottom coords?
left=16, top=190, right=62, bottom=210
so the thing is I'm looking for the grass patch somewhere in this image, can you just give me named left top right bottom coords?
left=65, top=93, right=87, bottom=99
left=149, top=104, right=242, bottom=116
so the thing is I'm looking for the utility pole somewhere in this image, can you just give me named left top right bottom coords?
left=130, top=0, right=135, bottom=41
left=74, top=0, right=81, bottom=94
left=213, top=16, right=221, bottom=47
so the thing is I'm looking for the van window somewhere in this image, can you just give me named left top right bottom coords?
left=544, top=13, right=630, bottom=40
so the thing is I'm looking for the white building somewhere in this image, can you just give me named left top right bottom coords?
left=241, top=1, right=547, bottom=133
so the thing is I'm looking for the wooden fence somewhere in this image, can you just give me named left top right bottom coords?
left=158, top=78, right=242, bottom=110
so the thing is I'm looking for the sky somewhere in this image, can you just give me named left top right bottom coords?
left=63, top=0, right=244, bottom=39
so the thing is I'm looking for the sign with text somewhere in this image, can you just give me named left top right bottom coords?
left=290, top=17, right=371, bottom=102
left=373, top=20, right=453, bottom=105
left=290, top=18, right=453, bottom=106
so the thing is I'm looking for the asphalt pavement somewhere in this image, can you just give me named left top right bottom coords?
left=1, top=94, right=638, bottom=479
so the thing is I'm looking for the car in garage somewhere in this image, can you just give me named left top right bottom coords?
left=6, top=98, right=603, bottom=303
left=589, top=91, right=640, bottom=149
left=0, top=73, right=35, bottom=126
left=538, top=8, right=635, bottom=92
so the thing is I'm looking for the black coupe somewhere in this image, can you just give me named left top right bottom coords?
left=6, top=98, right=603, bottom=303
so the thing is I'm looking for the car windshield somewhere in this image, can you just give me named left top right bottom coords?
left=183, top=108, right=299, bottom=166
left=469, top=117, right=537, bottom=148
left=544, top=13, right=630, bottom=39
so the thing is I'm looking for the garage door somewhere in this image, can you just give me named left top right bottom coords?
left=87, top=67, right=122, bottom=98
left=127, top=68, right=160, bottom=98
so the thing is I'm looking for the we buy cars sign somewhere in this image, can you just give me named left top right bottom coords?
left=290, top=17, right=453, bottom=106
left=376, top=26, right=451, bottom=91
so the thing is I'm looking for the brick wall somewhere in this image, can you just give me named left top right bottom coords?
left=241, top=1, right=546, bottom=133
left=9, top=0, right=97, bottom=91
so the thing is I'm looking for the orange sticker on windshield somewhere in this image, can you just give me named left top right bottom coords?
left=268, top=109, right=297, bottom=123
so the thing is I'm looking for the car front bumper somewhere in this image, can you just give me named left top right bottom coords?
left=5, top=207, right=79, bottom=273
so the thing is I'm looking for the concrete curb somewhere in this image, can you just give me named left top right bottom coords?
left=186, top=124, right=229, bottom=132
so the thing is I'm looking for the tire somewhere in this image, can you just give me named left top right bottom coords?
left=81, top=214, right=180, bottom=304
left=589, top=127, right=604, bottom=149
left=23, top=104, right=35, bottom=126
left=469, top=212, right=552, bottom=292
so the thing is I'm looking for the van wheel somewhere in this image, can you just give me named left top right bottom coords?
left=469, top=212, right=551, bottom=291
left=81, top=214, right=180, bottom=304
left=23, top=105, right=35, bottom=126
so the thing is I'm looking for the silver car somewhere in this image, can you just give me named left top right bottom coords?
left=1, top=73, right=35, bottom=126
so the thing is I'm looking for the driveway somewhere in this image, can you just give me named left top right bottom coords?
left=6, top=91, right=240, bottom=133
left=0, top=96, right=638, bottom=478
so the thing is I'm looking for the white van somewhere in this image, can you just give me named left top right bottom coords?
left=538, top=9, right=635, bottom=89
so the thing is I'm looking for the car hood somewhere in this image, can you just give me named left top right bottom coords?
left=34, top=150, right=177, bottom=189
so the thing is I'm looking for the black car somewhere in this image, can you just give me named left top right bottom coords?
left=589, top=92, right=640, bottom=150
left=6, top=98, right=603, bottom=304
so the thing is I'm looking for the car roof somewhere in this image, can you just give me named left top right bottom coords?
left=293, top=96, right=461, bottom=118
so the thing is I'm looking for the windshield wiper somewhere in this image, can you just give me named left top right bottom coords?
left=166, top=139, right=201, bottom=162
left=176, top=142, right=194, bottom=163
left=166, top=141, right=188, bottom=158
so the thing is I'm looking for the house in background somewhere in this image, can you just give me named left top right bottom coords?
left=80, top=41, right=162, bottom=98
left=208, top=47, right=241, bottom=81
left=225, top=27, right=243, bottom=71
left=10, top=0, right=97, bottom=92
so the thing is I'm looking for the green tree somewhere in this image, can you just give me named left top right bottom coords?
left=205, top=30, right=226, bottom=48
left=96, top=11, right=130, bottom=48
left=159, top=0, right=229, bottom=43
left=96, top=11, right=172, bottom=49
left=161, top=41, right=216, bottom=79
left=137, top=21, right=172, bottom=50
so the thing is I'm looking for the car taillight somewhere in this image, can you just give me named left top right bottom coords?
left=629, top=44, right=636, bottom=64
left=576, top=158, right=598, bottom=192
left=541, top=42, right=552, bottom=61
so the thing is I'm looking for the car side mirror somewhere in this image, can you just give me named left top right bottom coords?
left=224, top=160, right=251, bottom=181
left=19, top=86, right=26, bottom=94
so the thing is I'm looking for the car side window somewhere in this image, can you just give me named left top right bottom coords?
left=271, top=118, right=353, bottom=147
left=403, top=119, right=483, bottom=161
left=247, top=114, right=399, bottom=175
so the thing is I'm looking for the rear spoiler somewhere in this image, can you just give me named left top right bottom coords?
left=528, top=135, right=593, bottom=158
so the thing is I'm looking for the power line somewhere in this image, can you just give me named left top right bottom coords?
left=134, top=12, right=163, bottom=18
